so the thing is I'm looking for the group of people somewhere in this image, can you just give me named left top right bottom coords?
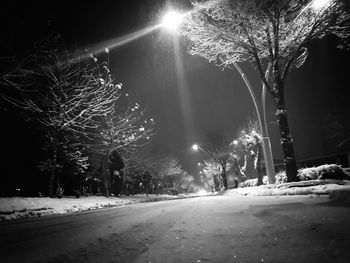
left=108, top=148, right=152, bottom=197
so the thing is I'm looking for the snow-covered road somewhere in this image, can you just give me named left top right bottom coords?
left=1, top=195, right=349, bottom=263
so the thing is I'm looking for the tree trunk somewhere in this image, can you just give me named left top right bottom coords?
left=274, top=91, right=298, bottom=182
left=213, top=175, right=220, bottom=191
left=221, top=162, right=228, bottom=190
left=221, top=172, right=228, bottom=190
left=48, top=146, right=58, bottom=197
left=156, top=172, right=159, bottom=196
left=103, top=152, right=110, bottom=197
left=256, top=144, right=263, bottom=186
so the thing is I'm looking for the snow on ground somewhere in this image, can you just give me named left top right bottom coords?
left=227, top=179, right=350, bottom=197
left=0, top=194, right=192, bottom=221
left=1, top=180, right=350, bottom=222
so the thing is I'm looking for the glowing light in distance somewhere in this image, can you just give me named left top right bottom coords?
left=192, top=144, right=199, bottom=151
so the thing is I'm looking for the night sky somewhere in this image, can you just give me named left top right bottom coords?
left=1, top=0, right=350, bottom=174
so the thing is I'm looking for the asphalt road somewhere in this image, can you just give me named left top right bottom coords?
left=1, top=194, right=349, bottom=263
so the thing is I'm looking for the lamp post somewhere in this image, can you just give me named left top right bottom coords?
left=232, top=61, right=276, bottom=184
left=164, top=10, right=276, bottom=183
left=192, top=143, right=213, bottom=158
left=192, top=147, right=210, bottom=188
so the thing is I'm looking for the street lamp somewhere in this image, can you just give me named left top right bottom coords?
left=163, top=10, right=277, bottom=183
left=161, top=10, right=184, bottom=31
left=294, top=0, right=332, bottom=22
left=192, top=144, right=199, bottom=152
left=232, top=61, right=275, bottom=183
left=192, top=143, right=213, bottom=158
left=312, top=0, right=332, bottom=10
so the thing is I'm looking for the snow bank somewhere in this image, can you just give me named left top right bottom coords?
left=240, top=164, right=350, bottom=188
left=0, top=194, right=180, bottom=221
left=228, top=179, right=350, bottom=196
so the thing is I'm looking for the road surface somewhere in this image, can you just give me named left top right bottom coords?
left=1, top=194, right=349, bottom=263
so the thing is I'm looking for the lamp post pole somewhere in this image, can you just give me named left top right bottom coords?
left=232, top=62, right=276, bottom=184
left=163, top=10, right=276, bottom=184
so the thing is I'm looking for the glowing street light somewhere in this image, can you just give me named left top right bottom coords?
left=192, top=143, right=213, bottom=158
left=192, top=144, right=199, bottom=151
left=161, top=11, right=184, bottom=31
left=312, top=0, right=332, bottom=10
left=293, top=0, right=332, bottom=23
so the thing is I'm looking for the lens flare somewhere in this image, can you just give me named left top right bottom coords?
left=162, top=11, right=183, bottom=31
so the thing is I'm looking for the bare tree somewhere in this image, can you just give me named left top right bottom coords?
left=237, top=119, right=264, bottom=185
left=157, top=156, right=184, bottom=189
left=203, top=131, right=234, bottom=189
left=176, top=171, right=195, bottom=193
left=182, top=0, right=350, bottom=182
left=89, top=99, right=155, bottom=196
left=91, top=101, right=155, bottom=160
left=1, top=44, right=155, bottom=196
left=202, top=158, right=224, bottom=191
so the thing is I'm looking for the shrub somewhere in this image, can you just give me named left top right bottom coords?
left=237, top=164, right=348, bottom=188
left=298, top=164, right=347, bottom=181
left=275, top=171, right=288, bottom=184
left=240, top=179, right=258, bottom=188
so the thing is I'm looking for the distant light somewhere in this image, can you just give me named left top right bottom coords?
left=197, top=162, right=202, bottom=166
left=232, top=140, right=238, bottom=146
left=162, top=11, right=183, bottom=31
left=311, top=0, right=332, bottom=10
left=192, top=144, right=199, bottom=151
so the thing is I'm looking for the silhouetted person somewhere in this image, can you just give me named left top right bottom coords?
left=214, top=175, right=220, bottom=191
left=108, top=149, right=125, bottom=197
left=143, top=170, right=152, bottom=196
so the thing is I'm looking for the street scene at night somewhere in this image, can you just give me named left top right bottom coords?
left=1, top=0, right=350, bottom=262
